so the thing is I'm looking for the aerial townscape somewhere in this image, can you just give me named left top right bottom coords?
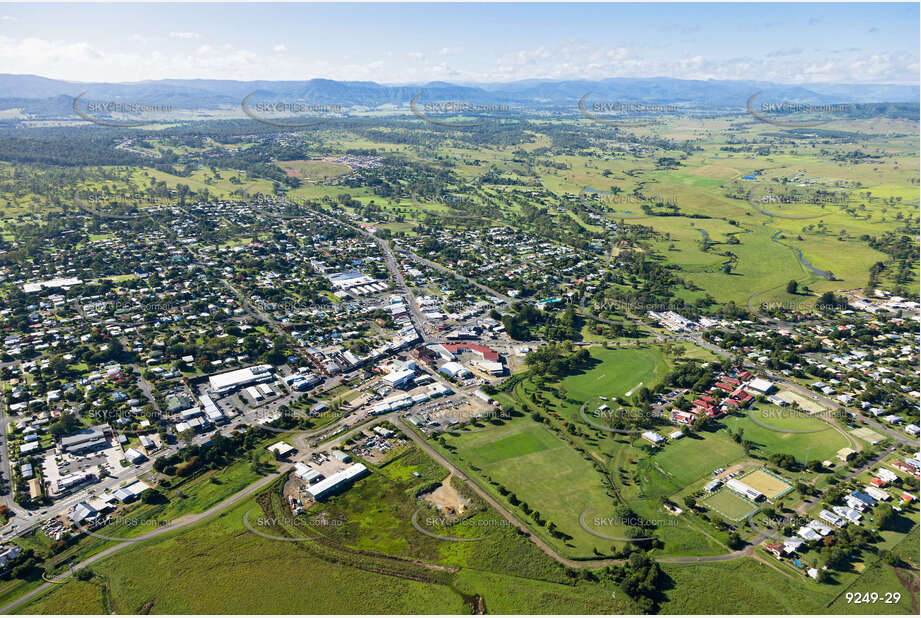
left=0, top=2, right=917, bottom=616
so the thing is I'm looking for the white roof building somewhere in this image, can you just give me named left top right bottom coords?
left=208, top=364, right=274, bottom=393
left=746, top=378, right=776, bottom=394
left=439, top=362, right=472, bottom=379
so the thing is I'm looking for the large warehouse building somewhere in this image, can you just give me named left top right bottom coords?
left=208, top=364, right=274, bottom=394
left=306, top=463, right=368, bottom=500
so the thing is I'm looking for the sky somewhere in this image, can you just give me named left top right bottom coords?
left=0, top=2, right=917, bottom=85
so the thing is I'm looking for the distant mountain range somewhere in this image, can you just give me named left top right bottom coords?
left=0, top=73, right=917, bottom=119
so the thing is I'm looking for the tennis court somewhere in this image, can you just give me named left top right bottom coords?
left=740, top=468, right=792, bottom=500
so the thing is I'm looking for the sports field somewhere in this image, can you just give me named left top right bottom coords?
left=739, top=469, right=792, bottom=501
left=559, top=346, right=668, bottom=401
left=643, top=431, right=746, bottom=493
left=721, top=409, right=849, bottom=463
left=701, top=489, right=758, bottom=521
left=851, top=426, right=885, bottom=445
left=443, top=420, right=615, bottom=557
left=775, top=391, right=827, bottom=413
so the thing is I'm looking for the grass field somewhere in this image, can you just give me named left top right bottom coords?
left=701, top=489, right=758, bottom=521
left=721, top=408, right=851, bottom=463
left=851, top=426, right=885, bottom=445
left=441, top=419, right=616, bottom=557
left=641, top=429, right=746, bottom=494
left=739, top=468, right=792, bottom=501
left=559, top=345, right=669, bottom=401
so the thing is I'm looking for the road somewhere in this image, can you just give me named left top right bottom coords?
left=0, top=463, right=289, bottom=614
left=394, top=417, right=783, bottom=569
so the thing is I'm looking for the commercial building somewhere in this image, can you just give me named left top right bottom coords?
left=208, top=364, right=274, bottom=394
left=439, top=362, right=472, bottom=379
left=112, top=480, right=152, bottom=503
left=60, top=427, right=109, bottom=454
left=124, top=447, right=147, bottom=464
left=327, top=270, right=376, bottom=291
left=56, top=471, right=96, bottom=494
left=306, top=463, right=368, bottom=500
left=382, top=368, right=416, bottom=389
left=746, top=378, right=776, bottom=395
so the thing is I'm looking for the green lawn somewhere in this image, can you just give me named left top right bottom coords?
left=641, top=429, right=746, bottom=494
left=442, top=419, right=616, bottom=558
left=561, top=346, right=669, bottom=401
left=721, top=407, right=851, bottom=464
left=701, top=489, right=759, bottom=521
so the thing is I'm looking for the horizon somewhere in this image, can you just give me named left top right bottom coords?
left=2, top=72, right=920, bottom=88
left=0, top=3, right=918, bottom=85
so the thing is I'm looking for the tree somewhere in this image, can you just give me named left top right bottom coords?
left=727, top=532, right=744, bottom=549
left=786, top=280, right=798, bottom=294
left=876, top=504, right=896, bottom=531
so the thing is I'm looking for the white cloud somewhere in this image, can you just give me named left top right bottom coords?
left=168, top=32, right=200, bottom=40
left=0, top=35, right=914, bottom=85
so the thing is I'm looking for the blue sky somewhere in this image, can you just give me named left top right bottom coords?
left=0, top=3, right=917, bottom=84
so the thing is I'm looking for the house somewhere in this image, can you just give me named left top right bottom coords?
left=905, top=424, right=920, bottom=436
left=0, top=545, right=22, bottom=568
left=849, top=490, right=877, bottom=508
left=641, top=431, right=665, bottom=445
left=764, top=541, right=785, bottom=558
left=869, top=477, right=887, bottom=488
left=782, top=537, right=804, bottom=555
left=807, top=520, right=833, bottom=536
left=832, top=505, right=862, bottom=524
left=797, top=526, right=821, bottom=542
left=877, top=468, right=899, bottom=483
left=819, top=510, right=845, bottom=527
left=864, top=486, right=890, bottom=501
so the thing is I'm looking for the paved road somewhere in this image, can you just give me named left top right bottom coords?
left=0, top=464, right=290, bottom=614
